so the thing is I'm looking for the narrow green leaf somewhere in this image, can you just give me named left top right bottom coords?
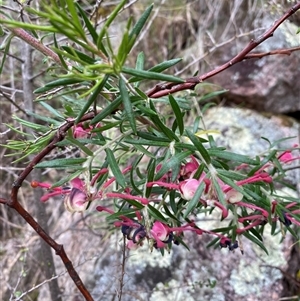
left=76, top=3, right=98, bottom=44
left=127, top=4, right=153, bottom=54
left=163, top=203, right=180, bottom=222
left=116, top=30, right=130, bottom=66
left=137, top=131, right=171, bottom=142
left=169, top=94, right=184, bottom=135
left=186, top=129, right=211, bottom=164
left=147, top=204, right=168, bottom=223
left=105, top=148, right=126, bottom=187
left=61, top=46, right=96, bottom=64
left=134, top=87, right=148, bottom=99
left=154, top=150, right=192, bottom=181
left=216, top=169, right=245, bottom=181
left=12, top=116, right=49, bottom=132
left=206, top=237, right=220, bottom=249
left=35, top=158, right=86, bottom=168
left=51, top=169, right=84, bottom=188
left=149, top=58, right=182, bottom=73
left=135, top=104, right=157, bottom=115
left=119, top=77, right=136, bottom=134
left=53, top=33, right=68, bottom=69
left=211, top=176, right=226, bottom=206
left=123, top=199, right=145, bottom=210
left=130, top=167, right=144, bottom=195
left=184, top=181, right=206, bottom=218
left=0, top=18, right=57, bottom=32
left=209, top=149, right=259, bottom=165
left=133, top=144, right=155, bottom=159
left=122, top=67, right=184, bottom=83
left=146, top=159, right=156, bottom=197
left=149, top=101, right=179, bottom=141
left=248, top=150, right=277, bottom=176
left=97, top=0, right=127, bottom=48
left=193, top=163, right=205, bottom=179
left=248, top=225, right=264, bottom=242
left=66, top=0, right=85, bottom=38
left=123, top=138, right=170, bottom=147
left=90, top=95, right=122, bottom=125
left=34, top=78, right=85, bottom=94
left=106, top=209, right=137, bottom=221
left=40, top=101, right=64, bottom=119
left=0, top=35, right=13, bottom=75
left=25, top=111, right=60, bottom=125
left=76, top=75, right=109, bottom=123
left=198, top=89, right=228, bottom=102
left=136, top=52, right=145, bottom=71
left=129, top=4, right=153, bottom=40
left=218, top=172, right=265, bottom=201
left=66, top=136, right=93, bottom=156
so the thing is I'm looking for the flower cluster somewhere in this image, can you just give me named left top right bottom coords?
left=31, top=148, right=300, bottom=253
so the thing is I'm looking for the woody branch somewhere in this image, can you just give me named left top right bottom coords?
left=147, top=2, right=300, bottom=98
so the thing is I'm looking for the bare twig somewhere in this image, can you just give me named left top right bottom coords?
left=12, top=250, right=104, bottom=301
left=118, top=236, right=127, bottom=301
left=244, top=46, right=300, bottom=59
left=0, top=15, right=65, bottom=66
left=175, top=27, right=269, bottom=76
left=0, top=89, right=27, bottom=115
left=0, top=112, right=96, bottom=301
left=147, top=2, right=300, bottom=98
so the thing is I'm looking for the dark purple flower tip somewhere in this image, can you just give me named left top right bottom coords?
left=279, top=211, right=292, bottom=226
left=220, top=237, right=231, bottom=248
left=132, top=226, right=146, bottom=243
left=220, top=237, right=238, bottom=251
left=121, top=225, right=131, bottom=236
left=161, top=232, right=174, bottom=244
left=153, top=232, right=174, bottom=249
left=121, top=224, right=146, bottom=243
left=228, top=241, right=239, bottom=251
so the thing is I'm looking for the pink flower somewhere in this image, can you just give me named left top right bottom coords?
left=180, top=156, right=199, bottom=179
left=63, top=178, right=89, bottom=212
left=278, top=150, right=300, bottom=165
left=32, top=178, right=90, bottom=212
left=64, top=187, right=88, bottom=212
left=226, top=190, right=243, bottom=203
left=72, top=122, right=101, bottom=139
left=70, top=177, right=85, bottom=190
left=179, top=179, right=200, bottom=201
left=150, top=221, right=171, bottom=248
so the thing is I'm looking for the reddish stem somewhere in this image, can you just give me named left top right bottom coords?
left=147, top=2, right=300, bottom=98
left=106, top=192, right=149, bottom=205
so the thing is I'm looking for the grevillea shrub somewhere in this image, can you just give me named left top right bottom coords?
left=1, top=1, right=300, bottom=300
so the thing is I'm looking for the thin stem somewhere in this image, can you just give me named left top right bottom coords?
left=118, top=236, right=127, bottom=301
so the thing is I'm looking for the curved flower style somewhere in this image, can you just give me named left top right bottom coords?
left=179, top=155, right=199, bottom=179
left=32, top=177, right=90, bottom=212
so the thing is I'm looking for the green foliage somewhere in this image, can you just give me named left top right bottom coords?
left=0, top=0, right=299, bottom=256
